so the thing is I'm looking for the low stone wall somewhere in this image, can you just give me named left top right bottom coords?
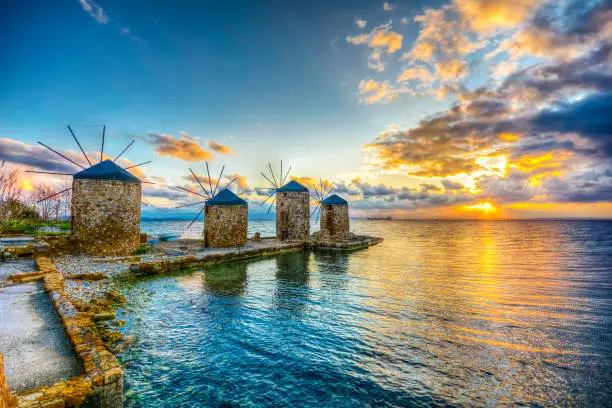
left=1, top=235, right=73, bottom=260
left=314, top=236, right=383, bottom=252
left=131, top=242, right=306, bottom=275
left=1, top=354, right=17, bottom=408
left=15, top=256, right=123, bottom=408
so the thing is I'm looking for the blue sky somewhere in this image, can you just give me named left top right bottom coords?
left=2, top=0, right=612, bottom=219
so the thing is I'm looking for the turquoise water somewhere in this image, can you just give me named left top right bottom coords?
left=117, top=220, right=612, bottom=407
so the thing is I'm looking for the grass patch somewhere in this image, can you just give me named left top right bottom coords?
left=0, top=220, right=71, bottom=234
left=132, top=245, right=152, bottom=255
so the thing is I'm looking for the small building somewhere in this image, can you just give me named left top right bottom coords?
left=204, top=189, right=248, bottom=248
left=319, top=194, right=350, bottom=243
left=72, top=160, right=141, bottom=256
left=276, top=180, right=310, bottom=241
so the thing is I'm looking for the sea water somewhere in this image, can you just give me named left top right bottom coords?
left=116, top=220, right=612, bottom=407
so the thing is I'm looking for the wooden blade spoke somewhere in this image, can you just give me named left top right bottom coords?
left=213, top=165, right=225, bottom=196
left=176, top=185, right=208, bottom=198
left=268, top=163, right=278, bottom=188
left=124, top=160, right=151, bottom=170
left=36, top=187, right=72, bottom=203
left=205, top=162, right=214, bottom=197
left=190, top=168, right=210, bottom=198
left=185, top=206, right=205, bottom=231
left=222, top=176, right=238, bottom=191
left=266, top=197, right=276, bottom=215
left=261, top=172, right=277, bottom=189
left=282, top=165, right=292, bottom=186
left=67, top=125, right=92, bottom=167
left=100, top=125, right=105, bottom=162
left=113, top=140, right=135, bottom=162
left=25, top=170, right=73, bottom=176
left=37, top=142, right=86, bottom=170
left=259, top=192, right=276, bottom=206
left=175, top=200, right=206, bottom=209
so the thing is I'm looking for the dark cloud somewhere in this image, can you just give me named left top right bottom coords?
left=0, top=138, right=80, bottom=173
left=143, top=186, right=189, bottom=201
left=441, top=179, right=463, bottom=191
left=532, top=92, right=612, bottom=156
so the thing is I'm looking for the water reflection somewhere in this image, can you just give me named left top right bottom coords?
left=116, top=220, right=612, bottom=407
left=202, top=262, right=248, bottom=298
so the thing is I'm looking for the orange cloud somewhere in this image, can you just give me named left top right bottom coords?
left=358, top=79, right=400, bottom=104
left=455, top=0, right=543, bottom=33
left=347, top=23, right=403, bottom=61
left=209, top=141, right=232, bottom=155
left=144, top=133, right=212, bottom=162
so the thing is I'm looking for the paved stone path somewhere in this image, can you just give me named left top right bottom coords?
left=0, top=280, right=81, bottom=392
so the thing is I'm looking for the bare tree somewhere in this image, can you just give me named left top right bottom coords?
left=57, top=180, right=72, bottom=220
left=32, top=185, right=61, bottom=221
left=0, top=161, right=25, bottom=223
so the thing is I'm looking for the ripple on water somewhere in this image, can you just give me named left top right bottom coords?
left=115, top=220, right=612, bottom=407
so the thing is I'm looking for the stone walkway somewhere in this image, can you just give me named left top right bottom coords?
left=0, top=280, right=81, bottom=393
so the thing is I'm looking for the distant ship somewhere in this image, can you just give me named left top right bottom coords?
left=365, top=216, right=392, bottom=220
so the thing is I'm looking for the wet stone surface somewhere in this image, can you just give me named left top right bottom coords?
left=0, top=280, right=82, bottom=393
left=0, top=259, right=37, bottom=287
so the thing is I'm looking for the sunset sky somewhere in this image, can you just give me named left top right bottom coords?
left=1, top=0, right=611, bottom=219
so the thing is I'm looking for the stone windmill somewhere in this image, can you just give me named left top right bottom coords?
left=29, top=125, right=152, bottom=255
left=259, top=162, right=310, bottom=242
left=311, top=181, right=350, bottom=243
left=177, top=162, right=246, bottom=248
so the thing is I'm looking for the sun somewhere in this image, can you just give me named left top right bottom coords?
left=462, top=201, right=497, bottom=213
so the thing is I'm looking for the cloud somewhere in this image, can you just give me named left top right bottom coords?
left=78, top=0, right=108, bottom=24
left=347, top=22, right=403, bottom=72
left=358, top=79, right=401, bottom=104
left=355, top=19, right=367, bottom=29
left=142, top=133, right=213, bottom=161
left=454, top=0, right=543, bottom=33
left=0, top=138, right=81, bottom=173
left=209, top=141, right=233, bottom=155
left=383, top=2, right=395, bottom=11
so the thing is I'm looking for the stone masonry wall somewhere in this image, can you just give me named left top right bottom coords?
left=203, top=205, right=248, bottom=248
left=276, top=191, right=310, bottom=242
left=319, top=204, right=350, bottom=243
left=72, top=179, right=141, bottom=256
left=1, top=353, right=16, bottom=408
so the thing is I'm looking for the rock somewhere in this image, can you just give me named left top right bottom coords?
left=93, top=312, right=116, bottom=321
left=252, top=232, right=261, bottom=242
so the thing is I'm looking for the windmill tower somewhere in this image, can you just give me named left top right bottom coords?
left=30, top=125, right=151, bottom=255
left=260, top=162, right=310, bottom=242
left=177, top=163, right=246, bottom=248
left=311, top=181, right=350, bottom=243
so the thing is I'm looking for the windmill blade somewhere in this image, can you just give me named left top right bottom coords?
left=67, top=125, right=92, bottom=167
left=113, top=140, right=135, bottom=162
left=315, top=206, right=321, bottom=223
left=310, top=183, right=322, bottom=201
left=140, top=181, right=156, bottom=184
left=280, top=160, right=283, bottom=188
left=266, top=197, right=276, bottom=214
left=185, top=206, right=205, bottom=232
left=26, top=170, right=73, bottom=176
left=176, top=185, right=208, bottom=198
left=205, top=162, right=214, bottom=197
left=311, top=203, right=320, bottom=218
left=37, top=142, right=86, bottom=170
left=222, top=176, right=238, bottom=191
left=175, top=200, right=207, bottom=209
left=259, top=192, right=276, bottom=206
left=268, top=163, right=278, bottom=188
left=213, top=165, right=225, bottom=196
left=36, top=187, right=72, bottom=203
left=190, top=168, right=210, bottom=197
left=282, top=165, right=291, bottom=186
left=260, top=172, right=277, bottom=189
left=124, top=160, right=151, bottom=170
left=100, top=125, right=105, bottom=162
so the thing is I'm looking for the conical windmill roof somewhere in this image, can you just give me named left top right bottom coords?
left=277, top=180, right=308, bottom=193
left=73, top=160, right=140, bottom=183
left=321, top=194, right=348, bottom=205
left=206, top=188, right=248, bottom=206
